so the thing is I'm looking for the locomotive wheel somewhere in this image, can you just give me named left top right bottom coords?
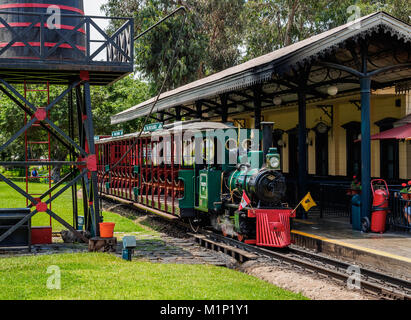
left=217, top=215, right=234, bottom=238
left=236, top=233, right=245, bottom=242
left=216, top=216, right=227, bottom=237
left=221, top=225, right=229, bottom=237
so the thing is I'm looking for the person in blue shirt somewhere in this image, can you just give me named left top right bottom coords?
left=31, top=168, right=38, bottom=177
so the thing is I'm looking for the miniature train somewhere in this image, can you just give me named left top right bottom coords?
left=96, top=121, right=295, bottom=248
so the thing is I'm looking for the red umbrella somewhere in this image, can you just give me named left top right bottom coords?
left=356, top=123, right=411, bottom=142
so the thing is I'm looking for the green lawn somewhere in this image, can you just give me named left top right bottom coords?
left=0, top=253, right=307, bottom=300
left=0, top=181, right=307, bottom=300
left=0, top=181, right=137, bottom=232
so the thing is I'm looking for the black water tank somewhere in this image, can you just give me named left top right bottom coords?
left=0, top=0, right=85, bottom=60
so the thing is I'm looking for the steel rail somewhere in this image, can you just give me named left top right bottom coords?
left=100, top=197, right=411, bottom=300
left=199, top=230, right=411, bottom=300
left=288, top=246, right=411, bottom=291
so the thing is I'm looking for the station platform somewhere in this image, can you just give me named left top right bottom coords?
left=291, top=217, right=411, bottom=279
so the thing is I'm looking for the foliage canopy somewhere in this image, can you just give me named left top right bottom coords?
left=0, top=0, right=409, bottom=163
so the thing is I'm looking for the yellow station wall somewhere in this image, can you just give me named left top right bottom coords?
left=228, top=92, right=410, bottom=180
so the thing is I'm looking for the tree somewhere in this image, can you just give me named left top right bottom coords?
left=103, top=0, right=409, bottom=86
left=91, top=75, right=150, bottom=135
left=1, top=1, right=408, bottom=166
left=241, top=0, right=410, bottom=61
left=0, top=76, right=150, bottom=166
left=102, top=0, right=246, bottom=91
left=190, top=0, right=245, bottom=73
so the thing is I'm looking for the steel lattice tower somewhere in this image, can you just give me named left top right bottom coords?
left=0, top=5, right=134, bottom=247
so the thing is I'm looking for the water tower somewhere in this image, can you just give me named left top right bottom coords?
left=0, top=0, right=134, bottom=248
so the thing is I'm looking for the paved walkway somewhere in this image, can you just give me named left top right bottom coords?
left=1, top=231, right=236, bottom=268
left=114, top=232, right=236, bottom=267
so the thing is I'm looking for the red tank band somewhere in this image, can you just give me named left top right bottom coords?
left=0, top=3, right=84, bottom=15
left=0, top=42, right=86, bottom=51
left=0, top=22, right=86, bottom=33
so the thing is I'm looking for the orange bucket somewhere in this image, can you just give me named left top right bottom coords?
left=99, top=222, right=116, bottom=238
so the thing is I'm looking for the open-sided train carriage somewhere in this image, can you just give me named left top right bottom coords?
left=96, top=121, right=295, bottom=248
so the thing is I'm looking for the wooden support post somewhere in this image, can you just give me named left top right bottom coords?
left=360, top=43, right=372, bottom=222
left=88, top=237, right=117, bottom=252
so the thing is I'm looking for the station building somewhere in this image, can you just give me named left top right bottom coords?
left=112, top=12, right=411, bottom=274
left=227, top=87, right=411, bottom=211
left=235, top=88, right=410, bottom=182
left=114, top=12, right=409, bottom=210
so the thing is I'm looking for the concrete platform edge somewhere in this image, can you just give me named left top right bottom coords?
left=291, top=230, right=411, bottom=279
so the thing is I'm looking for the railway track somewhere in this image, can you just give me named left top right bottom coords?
left=102, top=198, right=411, bottom=300
left=190, top=229, right=411, bottom=300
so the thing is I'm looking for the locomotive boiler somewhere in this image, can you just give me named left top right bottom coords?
left=96, top=121, right=294, bottom=248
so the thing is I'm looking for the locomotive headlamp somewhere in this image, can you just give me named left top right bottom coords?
left=269, top=156, right=280, bottom=169
left=266, top=147, right=281, bottom=170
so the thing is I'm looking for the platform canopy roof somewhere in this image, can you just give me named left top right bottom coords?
left=111, top=11, right=411, bottom=125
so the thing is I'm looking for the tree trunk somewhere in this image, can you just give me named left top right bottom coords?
left=285, top=0, right=299, bottom=46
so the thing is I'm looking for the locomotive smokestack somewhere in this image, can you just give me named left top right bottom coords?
left=261, top=122, right=274, bottom=158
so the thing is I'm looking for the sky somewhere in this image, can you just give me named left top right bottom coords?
left=83, top=0, right=109, bottom=60
left=83, top=0, right=107, bottom=19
